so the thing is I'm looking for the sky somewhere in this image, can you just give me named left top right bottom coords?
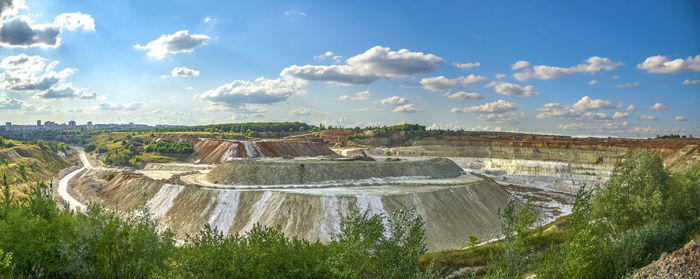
left=0, top=0, right=698, bottom=137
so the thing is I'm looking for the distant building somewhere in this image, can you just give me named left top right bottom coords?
left=68, top=120, right=76, bottom=128
left=5, top=122, right=10, bottom=131
left=87, top=121, right=93, bottom=129
left=37, top=120, right=42, bottom=127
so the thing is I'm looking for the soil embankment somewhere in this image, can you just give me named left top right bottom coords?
left=188, top=139, right=336, bottom=164
left=206, top=158, right=462, bottom=185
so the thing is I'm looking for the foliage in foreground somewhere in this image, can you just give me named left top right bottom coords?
left=0, top=179, right=434, bottom=278
left=483, top=151, right=700, bottom=279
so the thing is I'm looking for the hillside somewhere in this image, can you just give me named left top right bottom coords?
left=0, top=144, right=73, bottom=185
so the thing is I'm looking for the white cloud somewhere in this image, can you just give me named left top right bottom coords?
left=0, top=0, right=26, bottom=17
left=134, top=30, right=210, bottom=59
left=314, top=51, right=334, bottom=60
left=625, top=105, right=636, bottom=112
left=393, top=104, right=421, bottom=113
left=674, top=116, right=687, bottom=121
left=99, top=102, right=144, bottom=111
left=476, top=112, right=523, bottom=124
left=419, top=74, right=487, bottom=91
left=485, top=81, right=539, bottom=97
left=612, top=75, right=620, bottom=79
left=611, top=112, right=629, bottom=119
left=629, top=126, right=657, bottom=135
left=380, top=96, right=407, bottom=106
left=637, top=55, right=700, bottom=73
left=0, top=2, right=95, bottom=48
left=682, top=79, right=700, bottom=85
left=195, top=77, right=306, bottom=109
left=536, top=96, right=618, bottom=119
left=648, top=103, right=667, bottom=112
left=615, top=82, right=639, bottom=88
left=452, top=99, right=516, bottom=113
left=281, top=46, right=443, bottom=85
left=170, top=67, right=200, bottom=77
left=54, top=12, right=94, bottom=31
left=0, top=54, right=96, bottom=99
left=511, top=61, right=530, bottom=70
left=513, top=56, right=622, bottom=82
left=289, top=107, right=321, bottom=116
left=639, top=115, right=658, bottom=121
left=495, top=73, right=506, bottom=80
left=452, top=62, right=480, bottom=69
left=589, top=80, right=598, bottom=85
left=0, top=93, right=25, bottom=109
left=339, top=90, right=370, bottom=101
left=447, top=91, right=481, bottom=100
left=34, top=83, right=95, bottom=99
left=284, top=9, right=307, bottom=17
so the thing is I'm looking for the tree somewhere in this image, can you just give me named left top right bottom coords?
left=592, top=151, right=669, bottom=233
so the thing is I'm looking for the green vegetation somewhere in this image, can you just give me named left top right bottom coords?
left=0, top=178, right=435, bottom=278
left=144, top=139, right=194, bottom=154
left=422, top=151, right=700, bottom=278
left=0, top=141, right=71, bottom=185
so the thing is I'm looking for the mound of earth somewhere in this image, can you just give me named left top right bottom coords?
left=189, top=139, right=336, bottom=164
left=631, top=240, right=699, bottom=279
left=206, top=157, right=462, bottom=185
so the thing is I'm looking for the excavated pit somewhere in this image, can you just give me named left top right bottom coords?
left=73, top=155, right=514, bottom=251
left=188, top=139, right=337, bottom=164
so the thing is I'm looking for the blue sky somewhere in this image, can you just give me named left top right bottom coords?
left=0, top=0, right=698, bottom=137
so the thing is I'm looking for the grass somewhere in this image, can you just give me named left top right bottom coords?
left=419, top=215, right=569, bottom=275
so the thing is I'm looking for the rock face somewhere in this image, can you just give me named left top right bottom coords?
left=631, top=240, right=700, bottom=279
left=189, top=139, right=337, bottom=164
left=206, top=158, right=463, bottom=185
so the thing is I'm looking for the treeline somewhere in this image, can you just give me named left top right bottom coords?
left=152, top=122, right=315, bottom=134
left=86, top=136, right=195, bottom=167
left=0, top=176, right=435, bottom=278
left=478, top=151, right=700, bottom=279
left=144, top=139, right=194, bottom=153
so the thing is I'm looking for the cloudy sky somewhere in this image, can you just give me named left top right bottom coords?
left=0, top=0, right=699, bottom=137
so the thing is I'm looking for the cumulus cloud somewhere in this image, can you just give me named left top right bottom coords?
left=485, top=81, right=539, bottom=97
left=511, top=61, right=530, bottom=70
left=611, top=112, right=629, bottom=119
left=0, top=54, right=96, bottom=99
left=615, top=82, right=638, bottom=88
left=0, top=1, right=94, bottom=48
left=0, top=93, right=25, bottom=109
left=195, top=77, right=305, bottom=109
left=314, top=51, right=334, bottom=60
left=512, top=57, right=622, bottom=82
left=536, top=96, right=618, bottom=119
left=639, top=115, right=658, bottom=121
left=99, top=102, right=144, bottom=111
left=169, top=67, right=200, bottom=77
left=281, top=46, right=443, bottom=85
left=289, top=107, right=322, bottom=116
left=637, top=55, right=700, bottom=73
left=419, top=74, right=487, bottom=91
left=674, top=116, right=687, bottom=121
left=452, top=99, right=516, bottom=113
left=495, top=73, right=506, bottom=79
left=648, top=103, right=667, bottom=111
left=682, top=79, right=700, bottom=85
left=34, top=83, right=96, bottom=99
left=393, top=104, right=420, bottom=113
left=339, top=90, right=370, bottom=101
left=53, top=12, right=94, bottom=31
left=447, top=91, right=481, bottom=100
left=629, top=126, right=658, bottom=135
left=589, top=80, right=599, bottom=85
left=452, top=62, right=480, bottom=69
left=134, top=30, right=210, bottom=59
left=379, top=96, right=407, bottom=106
left=625, top=105, right=636, bottom=112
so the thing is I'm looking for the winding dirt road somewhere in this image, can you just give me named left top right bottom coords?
left=57, top=148, right=90, bottom=211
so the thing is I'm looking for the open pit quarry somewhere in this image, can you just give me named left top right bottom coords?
left=60, top=138, right=699, bottom=251
left=62, top=139, right=513, bottom=251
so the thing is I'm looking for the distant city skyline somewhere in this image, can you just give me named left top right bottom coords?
left=0, top=0, right=698, bottom=137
